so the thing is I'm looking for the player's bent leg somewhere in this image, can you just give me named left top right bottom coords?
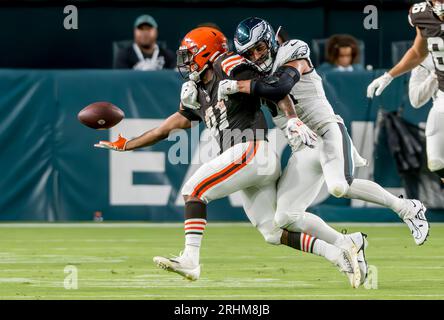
left=280, top=230, right=361, bottom=288
left=275, top=146, right=327, bottom=232
left=154, top=141, right=280, bottom=280
left=319, top=122, right=354, bottom=198
left=425, top=101, right=444, bottom=182
left=239, top=184, right=282, bottom=245
left=183, top=140, right=280, bottom=203
left=277, top=210, right=344, bottom=245
left=153, top=198, right=205, bottom=281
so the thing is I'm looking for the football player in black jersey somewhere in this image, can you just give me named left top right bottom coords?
left=368, top=0, right=444, bottom=186
left=95, top=27, right=359, bottom=285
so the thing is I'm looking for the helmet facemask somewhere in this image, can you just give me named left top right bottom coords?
left=176, top=45, right=208, bottom=82
left=243, top=41, right=275, bottom=73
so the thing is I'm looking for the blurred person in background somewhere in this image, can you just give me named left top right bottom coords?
left=318, top=34, right=364, bottom=73
left=114, top=14, right=175, bottom=70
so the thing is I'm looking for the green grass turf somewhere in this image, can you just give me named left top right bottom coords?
left=0, top=223, right=443, bottom=300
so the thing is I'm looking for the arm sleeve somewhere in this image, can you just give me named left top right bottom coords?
left=178, top=108, right=202, bottom=122
left=409, top=66, right=438, bottom=108
left=249, top=66, right=300, bottom=102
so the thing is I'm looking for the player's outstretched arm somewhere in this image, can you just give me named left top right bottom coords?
left=367, top=27, right=428, bottom=98
left=95, top=111, right=192, bottom=151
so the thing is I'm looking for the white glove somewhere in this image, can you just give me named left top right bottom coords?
left=218, top=79, right=239, bottom=101
left=180, top=81, right=200, bottom=110
left=367, top=72, right=393, bottom=98
left=286, top=117, right=317, bottom=149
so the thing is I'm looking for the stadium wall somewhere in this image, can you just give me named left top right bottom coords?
left=0, top=1, right=417, bottom=69
left=0, top=69, right=442, bottom=222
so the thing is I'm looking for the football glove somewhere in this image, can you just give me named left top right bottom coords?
left=218, top=79, right=239, bottom=101
left=367, top=72, right=393, bottom=98
left=94, top=133, right=128, bottom=151
left=286, top=117, right=317, bottom=149
left=180, top=81, right=200, bottom=110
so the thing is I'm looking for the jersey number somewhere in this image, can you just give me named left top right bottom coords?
left=204, top=101, right=229, bottom=132
left=411, top=3, right=427, bottom=14
left=427, top=37, right=444, bottom=71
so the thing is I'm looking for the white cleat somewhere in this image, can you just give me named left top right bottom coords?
left=153, top=254, right=201, bottom=281
left=347, top=232, right=369, bottom=286
left=333, top=249, right=360, bottom=289
left=399, top=199, right=430, bottom=245
left=335, top=237, right=361, bottom=288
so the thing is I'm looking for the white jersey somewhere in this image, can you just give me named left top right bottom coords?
left=270, top=39, right=340, bottom=133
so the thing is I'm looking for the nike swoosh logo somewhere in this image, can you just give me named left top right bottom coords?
left=290, top=41, right=299, bottom=47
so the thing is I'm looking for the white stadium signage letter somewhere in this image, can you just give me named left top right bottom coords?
left=110, top=119, right=172, bottom=205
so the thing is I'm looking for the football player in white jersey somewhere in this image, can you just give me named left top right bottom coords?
left=368, top=0, right=444, bottom=185
left=217, top=17, right=429, bottom=249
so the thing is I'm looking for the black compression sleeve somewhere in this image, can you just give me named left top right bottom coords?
left=250, top=65, right=300, bottom=102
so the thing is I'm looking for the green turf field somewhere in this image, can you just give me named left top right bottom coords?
left=0, top=223, right=443, bottom=300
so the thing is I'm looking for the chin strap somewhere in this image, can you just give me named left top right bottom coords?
left=189, top=64, right=209, bottom=82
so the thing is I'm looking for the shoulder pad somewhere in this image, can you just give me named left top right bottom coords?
left=219, top=53, right=248, bottom=76
left=409, top=2, right=428, bottom=27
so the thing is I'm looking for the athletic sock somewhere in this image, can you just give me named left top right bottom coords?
left=280, top=230, right=341, bottom=264
left=346, top=178, right=404, bottom=215
left=183, top=200, right=207, bottom=265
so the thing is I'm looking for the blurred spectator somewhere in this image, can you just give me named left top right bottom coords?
left=317, top=34, right=364, bottom=73
left=276, top=27, right=290, bottom=45
left=114, top=14, right=175, bottom=70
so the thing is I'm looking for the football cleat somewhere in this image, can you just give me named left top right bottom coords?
left=399, top=198, right=430, bottom=245
left=333, top=249, right=360, bottom=289
left=335, top=237, right=361, bottom=288
left=347, top=232, right=369, bottom=286
left=153, top=254, right=201, bottom=281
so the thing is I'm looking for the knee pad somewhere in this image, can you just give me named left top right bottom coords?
left=327, top=182, right=350, bottom=198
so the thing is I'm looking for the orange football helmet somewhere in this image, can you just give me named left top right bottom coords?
left=177, top=27, right=228, bottom=81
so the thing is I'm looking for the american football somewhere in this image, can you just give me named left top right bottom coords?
left=78, top=101, right=124, bottom=129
